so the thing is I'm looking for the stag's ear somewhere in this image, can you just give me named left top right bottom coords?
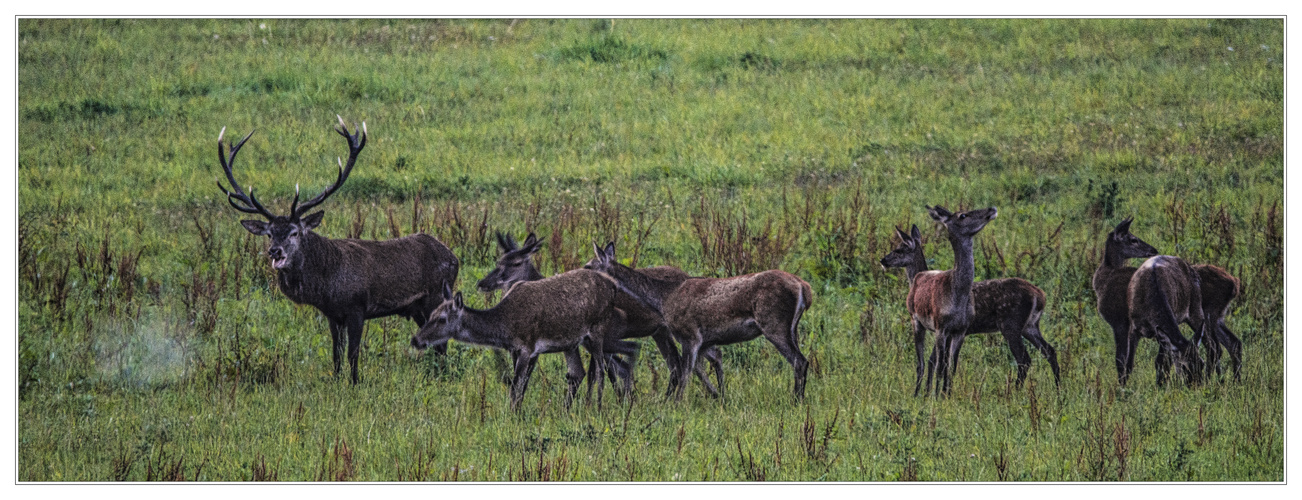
left=240, top=220, right=270, bottom=235
left=453, top=292, right=464, bottom=310
left=910, top=224, right=922, bottom=242
left=927, top=205, right=952, bottom=223
left=301, top=211, right=324, bottom=231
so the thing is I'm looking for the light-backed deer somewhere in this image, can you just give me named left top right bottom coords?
left=479, top=233, right=724, bottom=398
left=1194, top=264, right=1242, bottom=381
left=216, top=117, right=458, bottom=384
left=903, top=205, right=999, bottom=396
left=1091, top=217, right=1160, bottom=384
left=584, top=242, right=813, bottom=401
left=410, top=272, right=626, bottom=410
left=879, top=224, right=1060, bottom=395
left=1125, top=255, right=1206, bottom=386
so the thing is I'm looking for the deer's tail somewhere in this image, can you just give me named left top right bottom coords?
left=790, top=280, right=811, bottom=341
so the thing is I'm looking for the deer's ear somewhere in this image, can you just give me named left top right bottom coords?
left=1115, top=217, right=1133, bottom=234
left=894, top=226, right=909, bottom=244
left=240, top=220, right=270, bottom=235
left=301, top=211, right=324, bottom=231
left=603, top=241, right=616, bottom=261
left=592, top=242, right=604, bottom=260
left=910, top=224, right=922, bottom=241
left=927, top=205, right=952, bottom=223
left=523, top=232, right=539, bottom=248
left=442, top=282, right=454, bottom=301
left=453, top=292, right=464, bottom=309
left=522, top=233, right=542, bottom=255
left=495, top=232, right=515, bottom=252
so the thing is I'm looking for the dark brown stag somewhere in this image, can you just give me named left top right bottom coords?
left=585, top=242, right=813, bottom=401
left=216, top=116, right=458, bottom=384
left=1125, top=255, right=1206, bottom=386
left=879, top=224, right=1060, bottom=396
left=411, top=273, right=626, bottom=410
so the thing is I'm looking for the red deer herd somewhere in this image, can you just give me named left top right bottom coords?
left=215, top=118, right=1244, bottom=408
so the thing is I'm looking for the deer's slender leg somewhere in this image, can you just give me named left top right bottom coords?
left=563, top=348, right=585, bottom=409
left=1215, top=322, right=1243, bottom=382
left=913, top=320, right=929, bottom=396
left=1120, top=325, right=1141, bottom=386
left=509, top=351, right=537, bottom=411
left=701, top=347, right=724, bottom=400
left=675, top=330, right=703, bottom=401
left=1001, top=324, right=1033, bottom=388
left=650, top=326, right=685, bottom=397
left=1023, top=324, right=1061, bottom=386
left=328, top=319, right=345, bottom=378
left=1109, top=322, right=1131, bottom=383
left=762, top=331, right=809, bottom=401
left=345, top=313, right=364, bottom=384
left=1154, top=348, right=1171, bottom=387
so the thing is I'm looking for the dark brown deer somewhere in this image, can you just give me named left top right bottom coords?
left=1091, top=218, right=1160, bottom=384
left=478, top=233, right=724, bottom=398
left=1194, top=264, right=1242, bottom=381
left=902, top=205, right=999, bottom=396
left=410, top=272, right=626, bottom=410
left=879, top=224, right=1060, bottom=396
left=584, top=242, right=813, bottom=401
left=216, top=116, right=458, bottom=384
left=1125, top=255, right=1206, bottom=386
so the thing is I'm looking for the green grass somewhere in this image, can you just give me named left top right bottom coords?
left=18, top=18, right=1282, bottom=481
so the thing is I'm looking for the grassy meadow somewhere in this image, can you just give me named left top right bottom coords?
left=17, top=19, right=1283, bottom=481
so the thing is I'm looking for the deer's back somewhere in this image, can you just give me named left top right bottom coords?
left=1093, top=265, right=1137, bottom=330
left=1128, top=256, right=1199, bottom=325
left=615, top=266, right=692, bottom=330
left=664, top=270, right=806, bottom=331
left=1195, top=264, right=1239, bottom=318
left=970, top=277, right=1045, bottom=334
left=496, top=269, right=616, bottom=345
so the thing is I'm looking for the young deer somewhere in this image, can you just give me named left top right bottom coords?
left=216, top=117, right=458, bottom=384
left=1091, top=218, right=1160, bottom=383
left=904, top=205, right=999, bottom=396
left=879, top=224, right=1060, bottom=395
left=585, top=242, right=813, bottom=402
left=1194, top=264, right=1242, bottom=381
left=410, top=272, right=628, bottom=410
left=1125, top=255, right=1206, bottom=386
left=478, top=233, right=724, bottom=398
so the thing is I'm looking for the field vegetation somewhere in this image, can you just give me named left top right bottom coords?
left=17, top=18, right=1282, bottom=481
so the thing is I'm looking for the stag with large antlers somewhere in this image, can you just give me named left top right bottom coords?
left=216, top=116, right=459, bottom=384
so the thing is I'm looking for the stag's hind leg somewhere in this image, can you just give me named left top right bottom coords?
left=345, top=314, right=365, bottom=384
left=328, top=319, right=345, bottom=378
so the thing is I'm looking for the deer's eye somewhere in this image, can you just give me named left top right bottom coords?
left=958, top=213, right=967, bottom=219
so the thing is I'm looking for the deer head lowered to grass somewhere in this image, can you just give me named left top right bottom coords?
left=879, top=223, right=1060, bottom=396
left=216, top=116, right=459, bottom=384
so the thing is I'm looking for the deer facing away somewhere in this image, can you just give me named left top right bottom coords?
left=584, top=242, right=813, bottom=401
left=1125, top=255, right=1206, bottom=386
left=216, top=117, right=458, bottom=384
left=410, top=272, right=627, bottom=410
left=879, top=223, right=1060, bottom=396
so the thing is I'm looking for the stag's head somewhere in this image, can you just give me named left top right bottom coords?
left=1106, top=217, right=1159, bottom=261
left=216, top=115, right=366, bottom=271
left=411, top=283, right=464, bottom=351
left=477, top=232, right=543, bottom=292
left=879, top=224, right=923, bottom=270
left=927, top=205, right=998, bottom=239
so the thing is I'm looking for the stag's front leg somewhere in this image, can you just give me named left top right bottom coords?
left=346, top=314, right=365, bottom=384
left=328, top=319, right=345, bottom=378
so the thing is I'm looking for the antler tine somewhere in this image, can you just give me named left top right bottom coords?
left=293, top=116, right=368, bottom=218
left=215, top=128, right=275, bottom=219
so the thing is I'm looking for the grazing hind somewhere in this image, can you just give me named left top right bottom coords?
left=1125, top=255, right=1206, bottom=386
left=585, top=242, right=813, bottom=401
left=879, top=224, right=1060, bottom=396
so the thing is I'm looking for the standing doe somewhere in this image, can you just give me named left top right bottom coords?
left=1194, top=264, right=1242, bottom=381
left=879, top=224, right=1060, bottom=396
left=585, top=242, right=812, bottom=401
left=902, top=205, right=999, bottom=396
left=1091, top=218, right=1160, bottom=383
left=215, top=116, right=458, bottom=384
left=410, top=272, right=627, bottom=410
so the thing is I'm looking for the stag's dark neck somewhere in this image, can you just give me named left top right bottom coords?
left=947, top=232, right=975, bottom=301
left=1100, top=240, right=1130, bottom=270
left=453, top=305, right=514, bottom=350
left=276, top=232, right=341, bottom=303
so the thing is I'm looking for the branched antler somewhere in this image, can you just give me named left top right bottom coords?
left=293, top=115, right=367, bottom=218
left=215, top=127, right=275, bottom=219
